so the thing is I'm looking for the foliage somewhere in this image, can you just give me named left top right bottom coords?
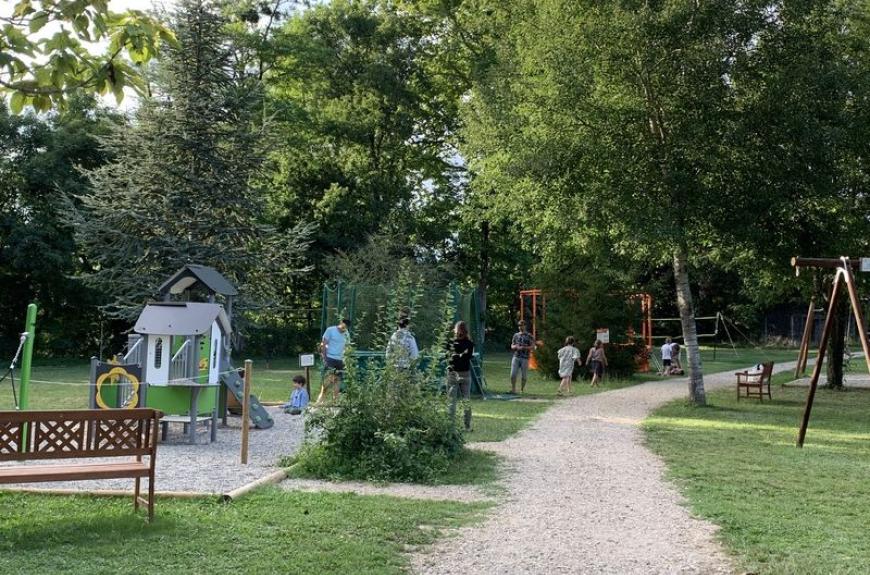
left=297, top=364, right=464, bottom=483
left=456, top=0, right=870, bottom=404
left=0, top=488, right=488, bottom=575
left=298, top=280, right=464, bottom=483
left=0, top=95, right=125, bottom=356
left=69, top=0, right=310, bottom=321
left=533, top=270, right=642, bottom=381
left=265, top=0, right=467, bottom=265
left=645, top=385, right=870, bottom=575
left=0, top=0, right=175, bottom=111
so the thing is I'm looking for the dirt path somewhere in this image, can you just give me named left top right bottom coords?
left=412, top=363, right=801, bottom=575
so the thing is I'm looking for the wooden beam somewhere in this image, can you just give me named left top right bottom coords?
left=797, top=270, right=843, bottom=447
left=791, top=257, right=861, bottom=270
left=840, top=259, right=870, bottom=377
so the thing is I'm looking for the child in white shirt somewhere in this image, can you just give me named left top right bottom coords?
left=557, top=337, right=582, bottom=396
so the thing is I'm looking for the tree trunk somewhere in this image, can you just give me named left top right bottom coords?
left=673, top=245, right=706, bottom=405
left=826, top=296, right=847, bottom=389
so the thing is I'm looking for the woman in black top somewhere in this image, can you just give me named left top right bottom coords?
left=448, top=321, right=475, bottom=431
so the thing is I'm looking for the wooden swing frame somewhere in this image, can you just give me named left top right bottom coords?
left=792, top=257, right=870, bottom=447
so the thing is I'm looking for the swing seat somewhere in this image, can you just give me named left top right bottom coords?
left=736, top=362, right=774, bottom=401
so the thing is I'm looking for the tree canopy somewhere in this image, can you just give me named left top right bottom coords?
left=0, top=0, right=176, bottom=111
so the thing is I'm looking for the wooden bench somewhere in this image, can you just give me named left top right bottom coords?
left=736, top=361, right=774, bottom=402
left=0, top=408, right=162, bottom=521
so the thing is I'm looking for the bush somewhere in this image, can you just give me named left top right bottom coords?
left=295, top=282, right=464, bottom=483
left=296, top=358, right=464, bottom=482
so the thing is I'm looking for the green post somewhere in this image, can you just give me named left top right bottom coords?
left=18, top=303, right=36, bottom=453
left=19, top=303, right=37, bottom=411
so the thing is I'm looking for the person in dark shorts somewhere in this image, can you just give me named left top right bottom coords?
left=585, top=340, right=608, bottom=387
left=319, top=318, right=350, bottom=403
left=447, top=321, right=475, bottom=431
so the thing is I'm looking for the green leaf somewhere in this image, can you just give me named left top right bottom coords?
left=29, top=11, right=49, bottom=34
left=9, top=91, right=25, bottom=114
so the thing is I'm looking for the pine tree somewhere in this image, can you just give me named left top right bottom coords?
left=72, top=0, right=310, bottom=320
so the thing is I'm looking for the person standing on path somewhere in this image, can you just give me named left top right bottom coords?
left=670, top=339, right=682, bottom=372
left=447, top=321, right=475, bottom=431
left=510, top=320, right=535, bottom=393
left=660, top=337, right=673, bottom=376
left=319, top=318, right=351, bottom=403
left=557, top=336, right=582, bottom=396
left=585, top=339, right=607, bottom=387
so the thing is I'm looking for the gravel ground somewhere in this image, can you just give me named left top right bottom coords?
left=280, top=477, right=493, bottom=502
left=1, top=407, right=305, bottom=494
left=412, top=362, right=803, bottom=575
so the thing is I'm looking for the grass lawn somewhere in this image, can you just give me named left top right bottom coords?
left=0, top=488, right=487, bottom=575
left=644, top=384, right=870, bottom=575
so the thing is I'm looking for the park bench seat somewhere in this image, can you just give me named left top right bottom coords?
left=736, top=361, right=774, bottom=402
left=0, top=408, right=162, bottom=521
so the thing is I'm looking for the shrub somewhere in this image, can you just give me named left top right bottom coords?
left=295, top=284, right=464, bottom=483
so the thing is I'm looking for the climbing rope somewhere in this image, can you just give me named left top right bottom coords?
left=0, top=333, right=28, bottom=409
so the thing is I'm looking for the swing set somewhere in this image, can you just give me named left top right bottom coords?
left=791, top=257, right=870, bottom=447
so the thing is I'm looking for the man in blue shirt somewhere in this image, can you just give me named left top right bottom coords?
left=318, top=318, right=351, bottom=404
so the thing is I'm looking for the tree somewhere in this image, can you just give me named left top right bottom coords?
left=265, top=0, right=466, bottom=263
left=0, top=95, right=124, bottom=355
left=458, top=0, right=870, bottom=405
left=70, top=0, right=310, bottom=321
left=0, top=0, right=176, bottom=111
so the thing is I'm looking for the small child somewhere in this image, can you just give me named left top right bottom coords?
left=557, top=336, right=582, bottom=396
left=283, top=375, right=309, bottom=415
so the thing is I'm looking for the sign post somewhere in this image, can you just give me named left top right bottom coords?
left=300, top=354, right=315, bottom=398
left=595, top=328, right=610, bottom=344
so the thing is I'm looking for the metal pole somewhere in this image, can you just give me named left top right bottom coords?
left=797, top=271, right=842, bottom=447
left=241, top=359, right=252, bottom=464
left=18, top=303, right=37, bottom=452
left=19, top=303, right=37, bottom=411
left=305, top=365, right=311, bottom=399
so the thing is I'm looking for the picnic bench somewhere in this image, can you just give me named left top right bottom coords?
left=736, top=361, right=774, bottom=402
left=0, top=408, right=162, bottom=521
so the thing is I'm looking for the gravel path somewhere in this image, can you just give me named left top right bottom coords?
left=412, top=362, right=802, bottom=575
left=1, top=407, right=305, bottom=494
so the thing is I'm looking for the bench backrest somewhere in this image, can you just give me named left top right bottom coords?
left=0, top=408, right=162, bottom=462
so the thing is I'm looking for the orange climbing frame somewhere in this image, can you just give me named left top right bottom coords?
left=517, top=289, right=653, bottom=371
left=519, top=289, right=544, bottom=368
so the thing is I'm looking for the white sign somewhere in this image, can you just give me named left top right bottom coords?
left=861, top=258, right=870, bottom=273
left=299, top=354, right=315, bottom=368
left=595, top=328, right=610, bottom=344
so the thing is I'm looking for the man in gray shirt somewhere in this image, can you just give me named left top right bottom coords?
left=510, top=320, right=535, bottom=393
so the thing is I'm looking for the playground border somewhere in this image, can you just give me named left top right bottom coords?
left=1, top=468, right=290, bottom=503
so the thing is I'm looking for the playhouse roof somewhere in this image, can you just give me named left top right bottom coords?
left=157, top=264, right=238, bottom=297
left=134, top=302, right=232, bottom=336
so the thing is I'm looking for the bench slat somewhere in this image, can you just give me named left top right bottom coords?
left=0, top=461, right=149, bottom=483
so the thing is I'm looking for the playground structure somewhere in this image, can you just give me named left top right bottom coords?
left=518, top=289, right=653, bottom=371
left=791, top=257, right=870, bottom=447
left=90, top=265, right=273, bottom=443
left=320, top=281, right=488, bottom=395
left=646, top=312, right=746, bottom=372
